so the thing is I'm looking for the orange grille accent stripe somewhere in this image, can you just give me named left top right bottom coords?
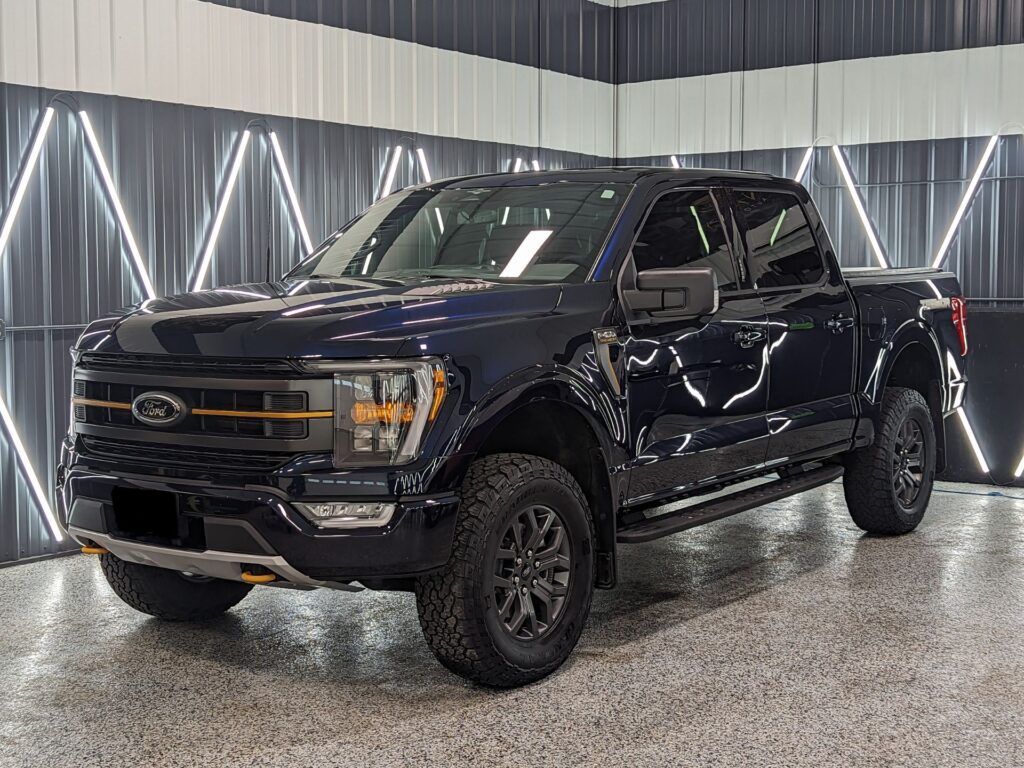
left=72, top=397, right=131, bottom=410
left=191, top=407, right=333, bottom=419
left=72, top=397, right=332, bottom=420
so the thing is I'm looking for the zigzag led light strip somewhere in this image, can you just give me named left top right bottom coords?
left=79, top=112, right=157, bottom=300
left=193, top=128, right=315, bottom=290
left=793, top=147, right=814, bottom=183
left=376, top=145, right=436, bottom=200
left=269, top=131, right=314, bottom=255
left=932, top=135, right=1000, bottom=269
left=0, top=104, right=166, bottom=541
left=0, top=395, right=64, bottom=541
left=192, top=130, right=252, bottom=291
left=0, top=108, right=55, bottom=261
left=831, top=145, right=889, bottom=268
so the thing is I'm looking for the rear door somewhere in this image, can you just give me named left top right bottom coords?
left=728, top=187, right=858, bottom=463
left=622, top=187, right=770, bottom=504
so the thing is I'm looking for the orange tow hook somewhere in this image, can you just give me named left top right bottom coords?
left=81, top=545, right=109, bottom=555
left=241, top=571, right=277, bottom=584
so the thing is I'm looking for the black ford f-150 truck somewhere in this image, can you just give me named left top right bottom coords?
left=59, top=168, right=968, bottom=687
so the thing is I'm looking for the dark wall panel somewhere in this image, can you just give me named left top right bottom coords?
left=616, top=0, right=1024, bottom=82
left=200, top=0, right=617, bottom=83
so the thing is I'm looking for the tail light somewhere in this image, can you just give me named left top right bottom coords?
left=950, top=296, right=968, bottom=356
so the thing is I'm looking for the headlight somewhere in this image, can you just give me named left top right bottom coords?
left=302, top=359, right=447, bottom=466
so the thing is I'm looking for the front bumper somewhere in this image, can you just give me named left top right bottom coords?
left=60, top=464, right=460, bottom=587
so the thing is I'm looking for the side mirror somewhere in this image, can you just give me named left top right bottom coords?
left=623, top=267, right=719, bottom=318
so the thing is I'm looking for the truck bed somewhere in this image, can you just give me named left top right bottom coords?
left=841, top=266, right=958, bottom=287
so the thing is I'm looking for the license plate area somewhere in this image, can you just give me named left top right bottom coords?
left=109, top=487, right=206, bottom=549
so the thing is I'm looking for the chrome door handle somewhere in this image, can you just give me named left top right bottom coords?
left=826, top=315, right=855, bottom=334
left=732, top=326, right=766, bottom=348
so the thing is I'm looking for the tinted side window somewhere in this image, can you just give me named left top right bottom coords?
left=633, top=190, right=737, bottom=291
left=733, top=191, right=824, bottom=289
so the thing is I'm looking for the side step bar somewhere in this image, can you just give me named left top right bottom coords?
left=617, top=464, right=844, bottom=544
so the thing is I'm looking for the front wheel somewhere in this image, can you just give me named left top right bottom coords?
left=415, top=453, right=595, bottom=688
left=100, top=554, right=253, bottom=620
left=843, top=387, right=936, bottom=534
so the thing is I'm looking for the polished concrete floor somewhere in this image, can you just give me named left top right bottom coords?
left=2, top=480, right=1023, bottom=767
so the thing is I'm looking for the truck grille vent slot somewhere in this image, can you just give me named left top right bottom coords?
left=265, top=420, right=307, bottom=439
left=78, top=436, right=295, bottom=472
left=77, top=353, right=308, bottom=378
left=263, top=392, right=306, bottom=411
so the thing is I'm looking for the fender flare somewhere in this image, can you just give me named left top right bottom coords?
left=862, top=318, right=948, bottom=469
left=438, top=364, right=629, bottom=588
left=866, top=318, right=945, bottom=407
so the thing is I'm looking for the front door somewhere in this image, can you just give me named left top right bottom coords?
left=622, top=187, right=770, bottom=505
left=729, top=188, right=858, bottom=463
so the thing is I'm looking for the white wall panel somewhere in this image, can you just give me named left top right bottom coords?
left=617, top=44, right=1024, bottom=158
left=740, top=65, right=815, bottom=152
left=540, top=70, right=614, bottom=158
left=74, top=0, right=114, bottom=94
left=0, top=0, right=40, bottom=88
left=37, top=0, right=76, bottom=90
left=110, top=0, right=148, bottom=101
left=0, top=0, right=615, bottom=157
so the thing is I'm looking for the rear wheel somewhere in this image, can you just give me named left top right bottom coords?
left=843, top=387, right=936, bottom=534
left=99, top=554, right=253, bottom=620
left=415, top=453, right=595, bottom=688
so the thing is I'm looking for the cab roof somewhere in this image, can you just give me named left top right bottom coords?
left=430, top=166, right=787, bottom=189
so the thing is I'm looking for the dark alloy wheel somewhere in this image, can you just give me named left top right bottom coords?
left=843, top=387, right=936, bottom=535
left=892, top=416, right=926, bottom=507
left=492, top=504, right=572, bottom=641
left=415, top=453, right=595, bottom=687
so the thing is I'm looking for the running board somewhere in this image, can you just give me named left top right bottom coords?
left=617, top=465, right=844, bottom=544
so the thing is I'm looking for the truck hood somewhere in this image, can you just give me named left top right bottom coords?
left=78, top=277, right=564, bottom=359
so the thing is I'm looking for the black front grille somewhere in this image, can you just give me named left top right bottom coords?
left=79, top=435, right=295, bottom=472
left=77, top=352, right=309, bottom=378
left=76, top=380, right=309, bottom=439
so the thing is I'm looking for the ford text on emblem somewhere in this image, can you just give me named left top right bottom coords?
left=131, top=391, right=187, bottom=427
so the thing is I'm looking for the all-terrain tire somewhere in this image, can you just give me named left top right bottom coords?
left=843, top=387, right=936, bottom=534
left=415, top=453, right=595, bottom=688
left=99, top=554, right=253, bottom=620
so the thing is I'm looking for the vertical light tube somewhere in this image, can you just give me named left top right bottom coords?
left=0, top=107, right=55, bottom=262
left=531, top=159, right=541, bottom=171
left=831, top=145, right=889, bottom=268
left=0, top=394, right=64, bottom=541
left=956, top=407, right=990, bottom=474
left=932, top=135, right=1000, bottom=269
left=378, top=146, right=404, bottom=199
left=1013, top=450, right=1024, bottom=479
left=512, top=158, right=524, bottom=173
left=79, top=111, right=157, bottom=299
left=793, top=146, right=814, bottom=183
left=670, top=156, right=681, bottom=168
left=268, top=131, right=314, bottom=255
left=415, top=147, right=432, bottom=182
left=192, top=129, right=251, bottom=291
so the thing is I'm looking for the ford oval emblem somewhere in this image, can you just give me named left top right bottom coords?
left=131, top=391, right=186, bottom=428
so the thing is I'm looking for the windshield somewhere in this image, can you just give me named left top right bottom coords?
left=289, top=183, right=631, bottom=284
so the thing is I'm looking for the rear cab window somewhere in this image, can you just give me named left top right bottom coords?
left=731, top=190, right=825, bottom=290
